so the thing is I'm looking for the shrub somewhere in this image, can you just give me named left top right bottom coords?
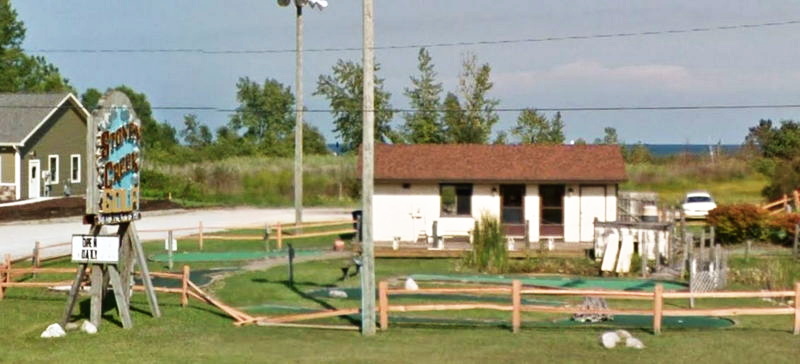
left=765, top=212, right=800, bottom=246
left=707, top=204, right=769, bottom=244
left=463, top=214, right=508, bottom=273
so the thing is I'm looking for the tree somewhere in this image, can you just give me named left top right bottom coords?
left=113, top=85, right=178, bottom=151
left=511, top=108, right=565, bottom=144
left=599, top=127, right=619, bottom=144
left=0, top=0, right=71, bottom=93
left=745, top=119, right=800, bottom=160
left=228, top=77, right=295, bottom=156
left=80, top=88, right=102, bottom=111
left=295, top=123, right=329, bottom=155
left=314, top=59, right=395, bottom=151
left=180, top=114, right=212, bottom=148
left=403, top=48, right=444, bottom=144
left=446, top=53, right=499, bottom=143
left=441, top=92, right=464, bottom=142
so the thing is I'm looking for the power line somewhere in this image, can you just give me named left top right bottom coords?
left=24, top=19, right=800, bottom=55
left=2, top=103, right=800, bottom=113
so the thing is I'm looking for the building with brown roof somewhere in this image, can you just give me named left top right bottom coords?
left=371, top=143, right=626, bottom=245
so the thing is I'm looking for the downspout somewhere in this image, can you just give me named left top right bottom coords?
left=14, top=146, right=21, bottom=200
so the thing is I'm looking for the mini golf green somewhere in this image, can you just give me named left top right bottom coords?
left=410, top=274, right=688, bottom=291
left=134, top=268, right=238, bottom=288
left=306, top=287, right=565, bottom=306
left=150, top=249, right=328, bottom=262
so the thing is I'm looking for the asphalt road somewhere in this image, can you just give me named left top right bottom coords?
left=0, top=207, right=353, bottom=260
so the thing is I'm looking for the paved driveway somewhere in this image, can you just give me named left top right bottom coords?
left=0, top=207, right=353, bottom=260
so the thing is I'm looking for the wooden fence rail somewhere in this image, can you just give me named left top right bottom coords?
left=377, top=280, right=800, bottom=335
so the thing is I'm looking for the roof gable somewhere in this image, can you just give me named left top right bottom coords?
left=372, top=144, right=627, bottom=183
left=0, top=93, right=87, bottom=145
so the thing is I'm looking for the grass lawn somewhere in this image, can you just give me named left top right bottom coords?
left=2, top=231, right=800, bottom=363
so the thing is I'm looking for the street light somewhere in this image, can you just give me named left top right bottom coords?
left=276, top=0, right=328, bottom=228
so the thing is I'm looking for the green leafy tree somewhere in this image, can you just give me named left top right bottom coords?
left=492, top=131, right=508, bottom=145
left=602, top=127, right=619, bottom=144
left=745, top=119, right=800, bottom=160
left=624, top=142, right=652, bottom=164
left=0, top=0, right=71, bottom=92
left=294, top=124, right=329, bottom=155
left=228, top=77, right=295, bottom=156
left=446, top=53, right=499, bottom=143
left=441, top=92, right=464, bottom=142
left=180, top=114, right=212, bottom=148
left=403, top=48, right=444, bottom=144
left=113, top=85, right=178, bottom=152
left=314, top=59, right=395, bottom=151
left=511, top=108, right=565, bottom=144
left=80, top=88, right=102, bottom=111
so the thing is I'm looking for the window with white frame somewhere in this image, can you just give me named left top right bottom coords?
left=70, top=154, right=81, bottom=183
left=47, top=155, right=59, bottom=184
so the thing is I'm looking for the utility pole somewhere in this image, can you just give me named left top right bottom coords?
left=294, top=2, right=304, bottom=228
left=360, top=0, right=376, bottom=336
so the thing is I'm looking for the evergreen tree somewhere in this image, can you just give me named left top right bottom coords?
left=314, top=59, right=394, bottom=151
left=511, top=108, right=564, bottom=144
left=403, top=48, right=444, bottom=143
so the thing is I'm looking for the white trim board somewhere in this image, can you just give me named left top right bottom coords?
left=70, top=154, right=81, bottom=183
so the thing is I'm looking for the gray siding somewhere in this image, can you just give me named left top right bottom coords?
left=20, top=105, right=87, bottom=198
left=0, top=147, right=13, bottom=184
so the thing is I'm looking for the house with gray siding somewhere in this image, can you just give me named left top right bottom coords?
left=0, top=93, right=90, bottom=201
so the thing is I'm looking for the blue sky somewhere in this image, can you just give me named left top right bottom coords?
left=14, top=0, right=800, bottom=144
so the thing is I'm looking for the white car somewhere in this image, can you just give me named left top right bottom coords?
left=682, top=191, right=717, bottom=219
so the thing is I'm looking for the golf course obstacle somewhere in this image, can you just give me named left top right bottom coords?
left=376, top=280, right=800, bottom=335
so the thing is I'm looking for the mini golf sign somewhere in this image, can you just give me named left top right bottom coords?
left=71, top=235, right=120, bottom=264
left=86, top=91, right=142, bottom=225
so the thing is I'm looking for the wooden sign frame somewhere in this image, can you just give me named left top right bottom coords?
left=63, top=90, right=159, bottom=330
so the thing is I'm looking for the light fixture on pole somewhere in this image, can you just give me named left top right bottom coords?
left=276, top=0, right=328, bottom=228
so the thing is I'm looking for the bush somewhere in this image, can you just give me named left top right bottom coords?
left=462, top=214, right=508, bottom=273
left=707, top=204, right=770, bottom=244
left=765, top=212, right=800, bottom=246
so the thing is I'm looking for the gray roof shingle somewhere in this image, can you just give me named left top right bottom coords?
left=0, top=93, right=71, bottom=144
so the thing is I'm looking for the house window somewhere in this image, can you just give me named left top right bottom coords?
left=440, top=184, right=472, bottom=217
left=70, top=154, right=81, bottom=183
left=47, top=155, right=59, bottom=184
left=540, top=185, right=565, bottom=224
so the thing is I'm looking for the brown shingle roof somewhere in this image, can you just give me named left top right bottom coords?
left=370, top=144, right=626, bottom=183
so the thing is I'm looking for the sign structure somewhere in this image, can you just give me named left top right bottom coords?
left=63, top=90, right=160, bottom=332
left=86, top=91, right=142, bottom=225
left=71, top=235, right=120, bottom=264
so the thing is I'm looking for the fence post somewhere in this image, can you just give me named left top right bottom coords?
left=181, top=265, right=189, bottom=307
left=277, top=223, right=283, bottom=250
left=432, top=221, right=439, bottom=249
left=33, top=241, right=41, bottom=268
left=653, top=283, right=663, bottom=335
left=379, top=281, right=389, bottom=331
left=512, top=280, right=521, bottom=333
left=198, top=221, right=204, bottom=251
left=745, top=239, right=752, bottom=262
left=1, top=254, right=11, bottom=300
left=793, top=224, right=799, bottom=259
left=700, top=229, right=706, bottom=262
left=793, top=282, right=800, bottom=335
left=167, top=230, right=174, bottom=271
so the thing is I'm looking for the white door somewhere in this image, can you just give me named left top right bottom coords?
left=28, top=160, right=41, bottom=199
left=579, top=186, right=606, bottom=242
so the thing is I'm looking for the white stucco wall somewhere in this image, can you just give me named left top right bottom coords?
left=606, top=184, right=617, bottom=222
left=524, top=184, right=540, bottom=242
left=563, top=183, right=580, bottom=243
left=373, top=183, right=440, bottom=242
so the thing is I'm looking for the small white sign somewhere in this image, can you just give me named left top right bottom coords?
left=71, top=235, right=120, bottom=264
left=164, top=238, right=178, bottom=252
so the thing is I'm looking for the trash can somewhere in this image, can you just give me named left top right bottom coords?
left=642, top=205, right=658, bottom=222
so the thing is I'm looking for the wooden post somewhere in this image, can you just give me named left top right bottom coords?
left=793, top=282, right=800, bottom=335
left=793, top=224, right=799, bottom=259
left=0, top=254, right=8, bottom=300
left=432, top=221, right=439, bottom=249
left=794, top=190, right=800, bottom=211
left=277, top=223, right=283, bottom=250
left=745, top=239, right=752, bottom=262
left=167, top=230, right=174, bottom=270
left=784, top=194, right=789, bottom=212
left=198, top=221, right=204, bottom=250
left=181, top=265, right=190, bottom=307
left=512, top=280, right=521, bottom=333
left=700, top=229, right=706, bottom=262
left=379, top=281, right=389, bottom=331
left=710, top=226, right=716, bottom=248
left=653, top=283, right=663, bottom=335
left=524, top=220, right=530, bottom=250
left=33, top=241, right=41, bottom=268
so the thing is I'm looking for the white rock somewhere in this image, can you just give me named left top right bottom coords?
left=626, top=337, right=645, bottom=349
left=404, top=277, right=419, bottom=291
left=81, top=320, right=98, bottom=335
left=328, top=289, right=348, bottom=298
left=64, top=321, right=80, bottom=331
left=40, top=323, right=66, bottom=338
left=600, top=331, right=620, bottom=349
left=615, top=329, right=632, bottom=339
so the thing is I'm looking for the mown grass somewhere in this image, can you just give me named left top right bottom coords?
left=3, top=229, right=800, bottom=363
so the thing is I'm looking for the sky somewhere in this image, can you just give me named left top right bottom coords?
left=13, top=0, right=800, bottom=144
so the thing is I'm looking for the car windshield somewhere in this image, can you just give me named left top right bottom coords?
left=687, top=196, right=713, bottom=203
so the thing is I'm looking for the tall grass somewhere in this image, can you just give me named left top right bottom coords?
left=142, top=155, right=359, bottom=206
left=462, top=214, right=508, bottom=273
left=622, top=154, right=767, bottom=205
